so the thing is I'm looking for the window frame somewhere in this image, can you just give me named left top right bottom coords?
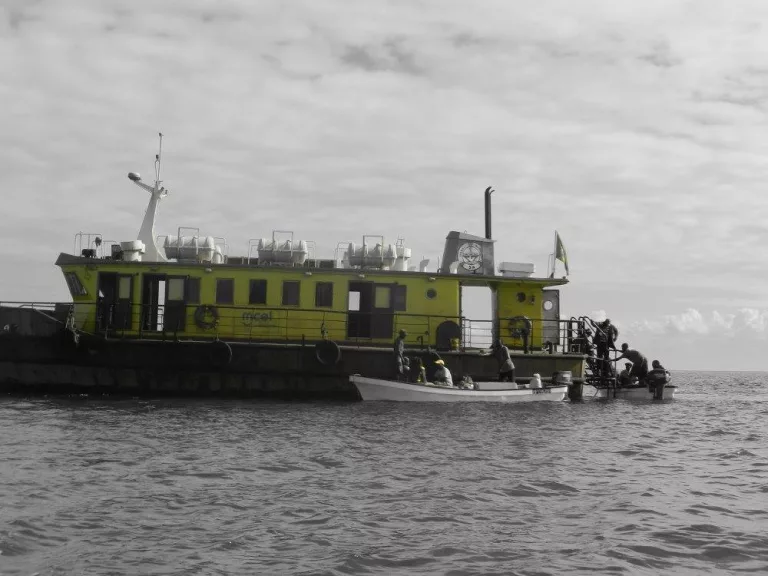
left=282, top=280, right=300, bottom=306
left=64, top=272, right=87, bottom=297
left=393, top=285, right=407, bottom=311
left=249, top=279, right=268, bottom=305
left=315, top=282, right=333, bottom=308
left=185, top=277, right=201, bottom=304
left=216, top=278, right=235, bottom=305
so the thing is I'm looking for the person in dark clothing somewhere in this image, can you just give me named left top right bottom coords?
left=618, top=362, right=633, bottom=386
left=613, top=343, right=649, bottom=381
left=594, top=319, right=618, bottom=376
left=520, top=316, right=533, bottom=354
left=425, top=350, right=443, bottom=382
left=650, top=359, right=671, bottom=399
left=492, top=339, right=515, bottom=382
left=393, top=329, right=409, bottom=380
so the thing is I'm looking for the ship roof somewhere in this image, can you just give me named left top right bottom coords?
left=54, top=252, right=569, bottom=287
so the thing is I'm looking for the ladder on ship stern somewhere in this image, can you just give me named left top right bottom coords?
left=573, top=316, right=620, bottom=397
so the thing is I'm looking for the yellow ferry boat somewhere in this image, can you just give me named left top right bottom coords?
left=0, top=136, right=588, bottom=399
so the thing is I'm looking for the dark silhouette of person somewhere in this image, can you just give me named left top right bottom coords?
left=393, top=329, right=409, bottom=381
left=425, top=350, right=442, bottom=382
left=492, top=339, right=515, bottom=382
left=650, top=359, right=671, bottom=399
left=618, top=362, right=633, bottom=386
left=613, top=343, right=648, bottom=382
left=520, top=316, right=533, bottom=354
left=594, top=319, right=618, bottom=376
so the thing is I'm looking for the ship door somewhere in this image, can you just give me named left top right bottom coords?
left=141, top=274, right=167, bottom=331
left=541, top=289, right=560, bottom=350
left=97, top=272, right=118, bottom=331
left=114, top=274, right=134, bottom=329
left=371, top=284, right=395, bottom=339
left=347, top=281, right=372, bottom=339
left=163, top=276, right=187, bottom=332
left=96, top=273, right=133, bottom=330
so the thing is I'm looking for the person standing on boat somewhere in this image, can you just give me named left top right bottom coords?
left=492, top=339, right=515, bottom=382
left=432, top=359, right=453, bottom=386
left=519, top=316, right=533, bottom=354
left=594, top=319, right=618, bottom=376
left=613, top=343, right=648, bottom=382
left=394, top=329, right=409, bottom=381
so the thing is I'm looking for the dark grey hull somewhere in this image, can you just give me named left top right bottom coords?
left=0, top=306, right=585, bottom=400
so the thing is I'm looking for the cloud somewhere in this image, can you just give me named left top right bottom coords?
left=626, top=308, right=768, bottom=338
left=3, top=0, right=768, bottom=369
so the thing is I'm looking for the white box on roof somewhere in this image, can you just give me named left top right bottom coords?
left=499, top=262, right=535, bottom=278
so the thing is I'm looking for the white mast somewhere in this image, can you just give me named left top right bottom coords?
left=127, top=132, right=168, bottom=262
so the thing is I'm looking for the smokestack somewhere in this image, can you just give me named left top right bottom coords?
left=484, top=186, right=494, bottom=239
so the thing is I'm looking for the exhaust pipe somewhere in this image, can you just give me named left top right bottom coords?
left=484, top=186, right=494, bottom=239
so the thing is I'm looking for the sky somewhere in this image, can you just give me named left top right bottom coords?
left=2, top=0, right=768, bottom=370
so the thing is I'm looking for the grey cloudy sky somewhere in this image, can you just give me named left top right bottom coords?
left=2, top=0, right=767, bottom=370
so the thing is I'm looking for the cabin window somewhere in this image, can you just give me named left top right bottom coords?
left=64, top=272, right=87, bottom=297
left=186, top=278, right=201, bottom=304
left=249, top=279, right=267, bottom=305
left=348, top=291, right=361, bottom=311
left=374, top=286, right=390, bottom=308
left=315, top=282, right=333, bottom=307
left=117, top=276, right=133, bottom=299
left=167, top=278, right=185, bottom=301
left=216, top=278, right=234, bottom=305
left=393, top=285, right=406, bottom=311
left=282, top=281, right=300, bottom=306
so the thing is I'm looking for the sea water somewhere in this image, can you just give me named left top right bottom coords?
left=1, top=371, right=767, bottom=575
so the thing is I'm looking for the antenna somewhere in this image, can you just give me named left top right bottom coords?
left=154, top=132, right=163, bottom=184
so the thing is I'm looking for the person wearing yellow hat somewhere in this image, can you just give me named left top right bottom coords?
left=433, top=358, right=453, bottom=387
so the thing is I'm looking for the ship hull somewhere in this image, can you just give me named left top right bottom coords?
left=0, top=306, right=586, bottom=399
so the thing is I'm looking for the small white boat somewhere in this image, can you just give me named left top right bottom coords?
left=350, top=375, right=568, bottom=402
left=592, top=383, right=678, bottom=400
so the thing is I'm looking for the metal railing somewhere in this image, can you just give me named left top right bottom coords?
left=1, top=300, right=594, bottom=355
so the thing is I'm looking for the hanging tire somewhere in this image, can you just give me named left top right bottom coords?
left=194, top=305, right=219, bottom=330
left=315, top=340, right=341, bottom=366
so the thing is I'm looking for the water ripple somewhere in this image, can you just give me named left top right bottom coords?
left=1, top=371, right=768, bottom=574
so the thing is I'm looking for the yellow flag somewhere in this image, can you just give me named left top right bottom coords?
left=555, top=232, right=569, bottom=275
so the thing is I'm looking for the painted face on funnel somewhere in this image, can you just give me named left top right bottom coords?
left=458, top=242, right=482, bottom=271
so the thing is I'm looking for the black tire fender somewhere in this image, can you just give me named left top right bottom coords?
left=315, top=340, right=341, bottom=366
left=194, top=305, right=219, bottom=330
left=209, top=339, right=232, bottom=367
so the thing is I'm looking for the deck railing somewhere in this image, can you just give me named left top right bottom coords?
left=0, top=300, right=590, bottom=353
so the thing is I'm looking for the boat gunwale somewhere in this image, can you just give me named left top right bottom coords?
left=350, top=375, right=569, bottom=397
